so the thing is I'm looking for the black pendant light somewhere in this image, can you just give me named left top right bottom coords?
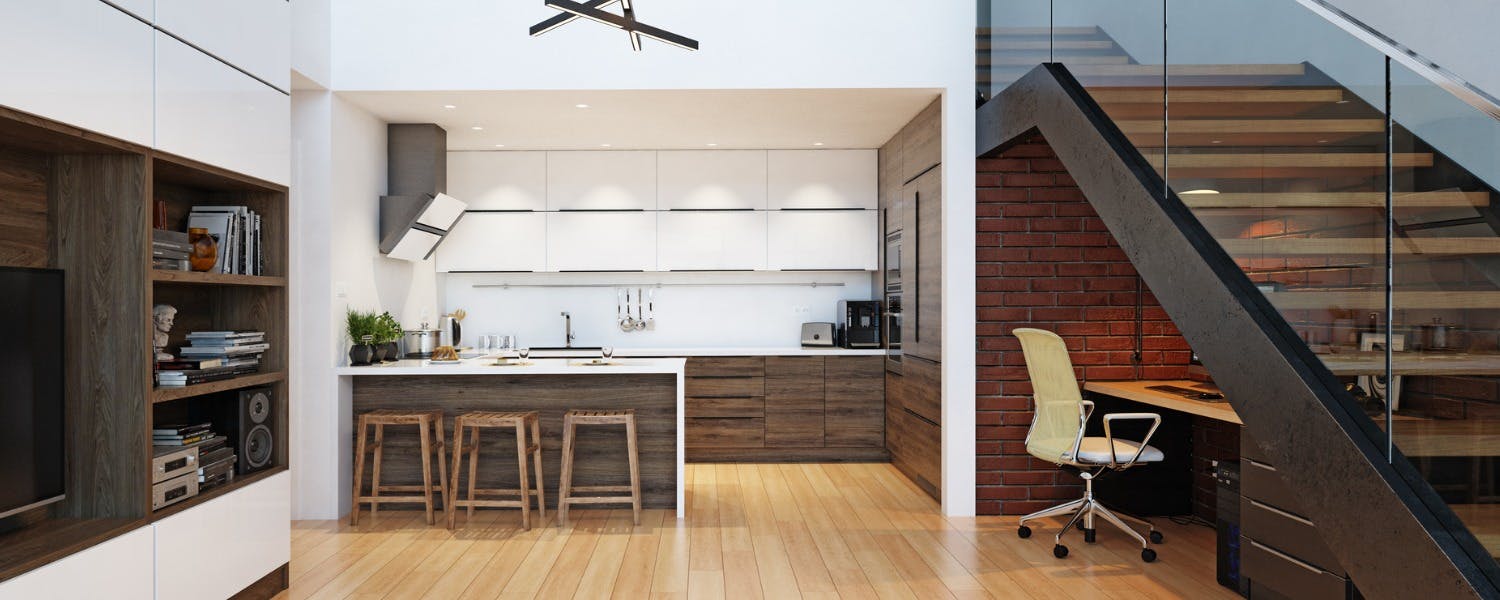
left=529, top=0, right=699, bottom=51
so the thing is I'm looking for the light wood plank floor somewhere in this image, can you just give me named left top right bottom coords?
left=280, top=463, right=1235, bottom=599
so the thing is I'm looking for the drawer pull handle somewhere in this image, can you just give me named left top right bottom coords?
left=1250, top=540, right=1326, bottom=575
left=1249, top=499, right=1316, bottom=526
left=902, top=407, right=939, bottom=427
left=1247, top=458, right=1277, bottom=472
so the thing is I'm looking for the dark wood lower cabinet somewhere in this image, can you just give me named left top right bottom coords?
left=685, top=355, right=886, bottom=462
left=886, top=364, right=942, bottom=501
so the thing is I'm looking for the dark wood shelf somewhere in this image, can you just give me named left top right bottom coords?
left=0, top=517, right=146, bottom=585
left=149, top=466, right=287, bottom=522
left=152, top=371, right=286, bottom=404
left=151, top=269, right=286, bottom=287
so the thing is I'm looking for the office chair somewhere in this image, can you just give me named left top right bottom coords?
left=1012, top=328, right=1165, bottom=562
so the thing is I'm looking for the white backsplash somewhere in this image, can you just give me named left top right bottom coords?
left=438, top=271, right=877, bottom=349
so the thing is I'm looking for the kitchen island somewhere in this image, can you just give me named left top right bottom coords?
left=336, top=357, right=686, bottom=517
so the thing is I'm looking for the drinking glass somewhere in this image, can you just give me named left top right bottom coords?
left=478, top=335, right=492, bottom=353
left=518, top=347, right=530, bottom=361
left=500, top=335, right=515, bottom=350
left=602, top=346, right=614, bottom=360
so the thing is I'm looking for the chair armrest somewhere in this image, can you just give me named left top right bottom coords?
left=1069, top=400, right=1095, bottom=460
left=1102, top=412, right=1161, bottom=469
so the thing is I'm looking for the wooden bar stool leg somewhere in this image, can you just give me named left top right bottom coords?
left=626, top=415, right=642, bottom=526
left=448, top=419, right=464, bottom=530
left=530, top=416, right=546, bottom=521
left=466, top=426, right=481, bottom=521
left=434, top=417, right=450, bottom=517
left=515, top=423, right=532, bottom=530
left=558, top=416, right=576, bottom=526
left=370, top=423, right=385, bottom=519
left=418, top=416, right=435, bottom=525
left=350, top=417, right=369, bottom=526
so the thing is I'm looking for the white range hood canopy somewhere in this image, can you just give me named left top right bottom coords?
left=379, top=124, right=468, bottom=261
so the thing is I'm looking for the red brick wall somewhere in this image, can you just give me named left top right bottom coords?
left=975, top=132, right=1196, bottom=516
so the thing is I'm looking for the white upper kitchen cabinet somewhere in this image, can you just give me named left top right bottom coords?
left=657, top=150, right=768, bottom=210
left=447, top=152, right=547, bottom=211
left=766, top=150, right=878, bottom=209
left=767, top=210, right=879, bottom=270
left=657, top=211, right=768, bottom=271
left=0, top=0, right=153, bottom=146
left=546, top=212, right=657, bottom=271
left=155, top=33, right=291, bottom=185
left=0, top=526, right=153, bottom=599
left=546, top=151, right=657, bottom=211
left=155, top=0, right=292, bottom=91
left=155, top=472, right=290, bottom=600
left=437, top=212, right=547, bottom=272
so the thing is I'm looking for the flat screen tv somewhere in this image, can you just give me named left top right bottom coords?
left=0, top=267, right=65, bottom=519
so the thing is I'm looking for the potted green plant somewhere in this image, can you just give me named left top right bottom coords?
left=375, top=312, right=403, bottom=362
left=346, top=309, right=379, bottom=366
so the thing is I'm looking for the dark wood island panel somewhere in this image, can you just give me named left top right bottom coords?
left=352, top=374, right=678, bottom=509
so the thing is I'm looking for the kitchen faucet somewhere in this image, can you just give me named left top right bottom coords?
left=561, top=311, right=575, bottom=348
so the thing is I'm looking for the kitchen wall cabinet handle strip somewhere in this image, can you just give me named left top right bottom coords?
left=472, top=282, right=847, bottom=289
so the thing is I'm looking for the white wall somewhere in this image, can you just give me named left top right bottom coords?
left=1324, top=0, right=1500, bottom=101
left=290, top=89, right=334, bottom=519
left=305, top=0, right=976, bottom=516
left=291, top=0, right=331, bottom=88
left=441, top=272, right=875, bottom=349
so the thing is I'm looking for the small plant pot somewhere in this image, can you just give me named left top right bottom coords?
left=383, top=342, right=400, bottom=362
left=349, top=344, right=375, bottom=366
left=372, top=344, right=388, bottom=363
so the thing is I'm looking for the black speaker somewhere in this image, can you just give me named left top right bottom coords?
left=234, top=387, right=276, bottom=474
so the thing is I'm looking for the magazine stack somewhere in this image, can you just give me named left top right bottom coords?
left=156, top=331, right=267, bottom=387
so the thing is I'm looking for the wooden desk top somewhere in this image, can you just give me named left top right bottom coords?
left=1083, top=380, right=1243, bottom=425
left=1316, top=351, right=1500, bottom=376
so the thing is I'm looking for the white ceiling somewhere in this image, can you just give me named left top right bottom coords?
left=338, top=89, right=940, bottom=151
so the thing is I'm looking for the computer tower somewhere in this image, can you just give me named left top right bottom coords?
left=1215, top=460, right=1248, bottom=596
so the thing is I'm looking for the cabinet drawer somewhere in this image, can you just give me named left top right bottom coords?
left=687, top=356, right=764, bottom=377
left=687, top=396, right=765, bottom=419
left=1243, top=539, right=1350, bottom=600
left=686, top=377, right=764, bottom=398
left=1244, top=499, right=1343, bottom=575
left=686, top=417, right=764, bottom=447
left=765, top=356, right=825, bottom=448
left=887, top=406, right=941, bottom=500
left=1243, top=459, right=1306, bottom=517
left=900, top=99, right=941, bottom=183
left=901, top=356, right=942, bottom=425
left=155, top=471, right=290, bottom=600
left=826, top=356, right=885, bottom=447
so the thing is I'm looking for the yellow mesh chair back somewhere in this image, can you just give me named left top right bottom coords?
left=1013, top=328, right=1085, bottom=463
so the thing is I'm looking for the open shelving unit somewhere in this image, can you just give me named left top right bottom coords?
left=0, top=103, right=290, bottom=584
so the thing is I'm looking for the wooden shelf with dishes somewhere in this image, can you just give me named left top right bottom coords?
left=0, top=105, right=289, bottom=584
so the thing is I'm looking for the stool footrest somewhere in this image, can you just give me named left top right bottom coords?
left=452, top=500, right=528, bottom=509
left=357, top=495, right=431, bottom=503
left=470, top=489, right=541, bottom=497
left=373, top=485, right=437, bottom=493
left=561, top=496, right=635, bottom=505
left=569, top=485, right=632, bottom=493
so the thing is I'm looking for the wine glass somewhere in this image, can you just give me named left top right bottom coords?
left=518, top=347, right=530, bottom=362
left=602, top=346, right=614, bottom=361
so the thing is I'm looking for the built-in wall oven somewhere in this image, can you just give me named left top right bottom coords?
left=884, top=230, right=902, bottom=289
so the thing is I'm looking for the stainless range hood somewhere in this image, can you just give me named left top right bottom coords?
left=379, top=124, right=467, bottom=261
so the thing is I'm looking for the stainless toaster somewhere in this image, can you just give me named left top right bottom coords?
left=801, top=322, right=835, bottom=347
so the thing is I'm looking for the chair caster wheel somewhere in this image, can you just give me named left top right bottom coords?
left=1149, top=531, right=1164, bottom=544
left=1075, top=521, right=1085, bottom=530
left=1017, top=525, right=1032, bottom=539
left=1053, top=544, right=1069, bottom=558
left=1083, top=528, right=1096, bottom=543
left=1141, top=548, right=1157, bottom=563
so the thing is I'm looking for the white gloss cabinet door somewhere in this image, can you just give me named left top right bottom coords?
left=546, top=151, right=657, bottom=210
left=154, top=0, right=291, bottom=91
left=767, top=150, right=878, bottom=209
left=767, top=210, right=879, bottom=270
left=156, top=33, right=291, bottom=185
left=437, top=212, right=547, bottom=272
left=0, top=526, right=153, bottom=599
left=657, top=151, right=767, bottom=209
left=155, top=472, right=291, bottom=600
left=658, top=212, right=767, bottom=271
left=0, top=0, right=153, bottom=146
left=447, top=152, right=547, bottom=211
left=546, top=212, right=657, bottom=271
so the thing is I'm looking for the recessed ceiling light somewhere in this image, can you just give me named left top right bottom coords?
left=706, top=143, right=718, bottom=147
left=600, top=143, right=612, bottom=147
left=1317, top=139, right=1329, bottom=144
left=471, top=126, right=484, bottom=131
left=1210, top=140, right=1222, bottom=144
left=812, top=142, right=825, bottom=147
left=494, top=144, right=506, bottom=148
left=443, top=104, right=457, bottom=109
left=1181, top=189, right=1220, bottom=195
left=575, top=104, right=590, bottom=109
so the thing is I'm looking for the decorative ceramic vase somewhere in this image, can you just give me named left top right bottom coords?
left=349, top=344, right=374, bottom=366
left=188, top=227, right=219, bottom=272
left=372, top=344, right=388, bottom=363
left=383, top=341, right=400, bottom=362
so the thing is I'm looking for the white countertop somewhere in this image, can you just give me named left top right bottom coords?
left=487, top=347, right=886, bottom=358
left=335, top=357, right=686, bottom=376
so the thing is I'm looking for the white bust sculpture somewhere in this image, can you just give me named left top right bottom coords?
left=153, top=304, right=177, bottom=361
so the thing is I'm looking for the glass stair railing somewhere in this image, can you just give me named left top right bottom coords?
left=979, top=0, right=1500, bottom=590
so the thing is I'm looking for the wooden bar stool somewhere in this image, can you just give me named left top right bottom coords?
left=351, top=409, right=449, bottom=526
left=558, top=409, right=641, bottom=526
left=448, top=411, right=546, bottom=529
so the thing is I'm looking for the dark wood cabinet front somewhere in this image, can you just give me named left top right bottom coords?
left=825, top=356, right=885, bottom=447
left=905, top=167, right=943, bottom=362
left=765, top=356, right=826, bottom=448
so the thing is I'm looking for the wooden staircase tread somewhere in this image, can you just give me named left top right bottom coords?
left=1220, top=237, right=1500, bottom=255
left=983, top=40, right=1115, bottom=50
left=982, top=55, right=1131, bottom=66
left=1262, top=290, right=1500, bottom=309
left=1182, top=191, right=1488, bottom=209
left=1072, top=64, right=1308, bottom=76
left=1116, top=119, right=1384, bottom=134
left=1089, top=88, right=1345, bottom=103
left=978, top=26, right=1102, bottom=36
left=1142, top=153, right=1433, bottom=173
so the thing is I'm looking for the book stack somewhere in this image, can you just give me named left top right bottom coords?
left=155, top=331, right=266, bottom=387
left=187, top=205, right=263, bottom=275
left=153, top=422, right=216, bottom=446
left=152, top=229, right=191, bottom=271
